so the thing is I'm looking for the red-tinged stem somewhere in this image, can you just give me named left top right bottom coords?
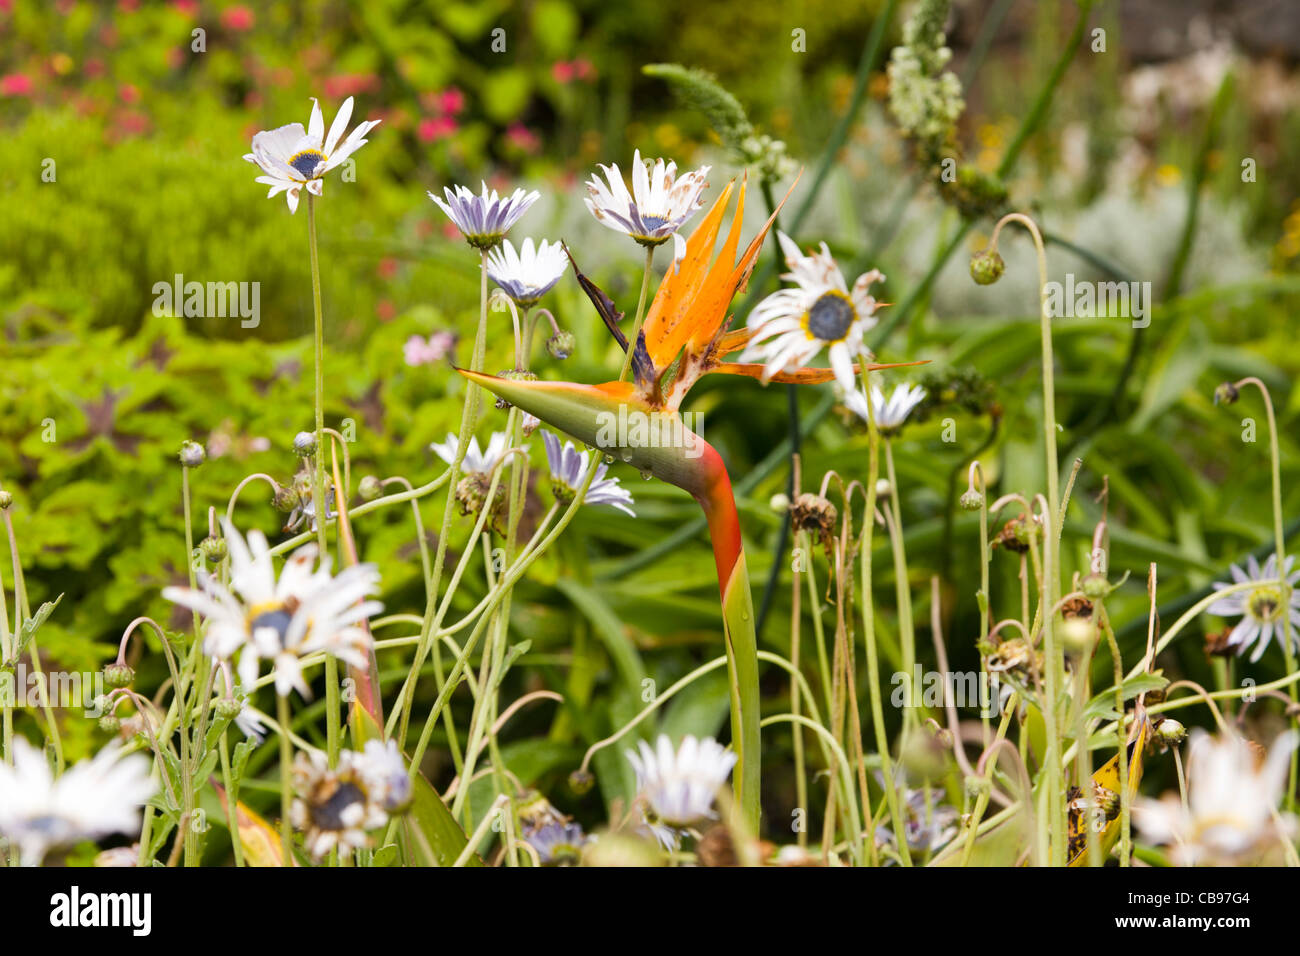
left=693, top=441, right=761, bottom=831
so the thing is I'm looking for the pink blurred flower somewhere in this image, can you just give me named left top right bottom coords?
left=1, top=74, right=33, bottom=97
left=376, top=300, right=397, bottom=322
left=118, top=0, right=139, bottom=12
left=324, top=73, right=380, bottom=99
left=171, top=0, right=199, bottom=17
left=552, top=59, right=595, bottom=85
left=119, top=83, right=139, bottom=104
left=376, top=258, right=400, bottom=280
left=505, top=123, right=540, bottom=154
left=221, top=5, right=254, bottom=30
left=436, top=87, right=465, bottom=115
left=418, top=115, right=457, bottom=143
left=404, top=331, right=456, bottom=367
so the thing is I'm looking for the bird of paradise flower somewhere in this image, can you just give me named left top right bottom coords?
left=463, top=177, right=919, bottom=829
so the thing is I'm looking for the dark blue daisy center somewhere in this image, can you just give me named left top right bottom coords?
left=288, top=148, right=327, bottom=179
left=249, top=607, right=294, bottom=647
left=804, top=290, right=857, bottom=342
left=310, top=781, right=366, bottom=831
left=1249, top=586, right=1282, bottom=622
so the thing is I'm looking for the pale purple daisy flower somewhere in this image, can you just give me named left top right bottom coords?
left=486, top=238, right=568, bottom=308
left=1207, top=554, right=1300, bottom=662
left=428, top=182, right=539, bottom=250
left=542, top=431, right=635, bottom=516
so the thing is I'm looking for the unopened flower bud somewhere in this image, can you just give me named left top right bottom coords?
left=358, top=475, right=383, bottom=501
left=215, top=697, right=244, bottom=721
left=970, top=249, right=1005, bottom=286
left=99, top=714, right=121, bottom=734
left=199, top=535, right=227, bottom=564
left=272, top=485, right=300, bottom=513
left=293, top=431, right=317, bottom=456
left=959, top=489, right=982, bottom=511
left=875, top=478, right=892, bottom=499
left=1061, top=617, right=1096, bottom=657
left=178, top=440, right=206, bottom=468
left=1156, top=718, right=1186, bottom=746
left=1213, top=382, right=1239, bottom=406
left=1080, top=573, right=1111, bottom=600
left=0, top=490, right=11, bottom=510
left=568, top=769, right=595, bottom=796
left=103, top=663, right=134, bottom=689
left=547, top=330, right=576, bottom=360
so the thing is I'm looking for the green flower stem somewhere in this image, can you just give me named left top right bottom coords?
left=4, top=515, right=61, bottom=775
left=218, top=729, right=244, bottom=868
left=618, top=245, right=656, bottom=382
left=411, top=458, right=600, bottom=783
left=1234, top=376, right=1297, bottom=812
left=859, top=367, right=911, bottom=866
left=799, top=530, right=835, bottom=720
left=452, top=406, right=526, bottom=827
left=304, top=195, right=340, bottom=772
left=267, top=470, right=451, bottom=559
left=277, top=692, right=294, bottom=866
left=884, top=439, right=918, bottom=726
left=394, top=250, right=491, bottom=751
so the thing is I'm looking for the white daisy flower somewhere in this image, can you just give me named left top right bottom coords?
left=1134, top=729, right=1297, bottom=865
left=0, top=739, right=156, bottom=866
left=430, top=431, right=511, bottom=475
left=865, top=383, right=927, bottom=433
left=290, top=748, right=390, bottom=860
left=739, top=232, right=884, bottom=417
left=625, top=734, right=736, bottom=829
left=1207, top=554, right=1300, bottom=663
left=583, top=149, right=710, bottom=264
left=486, top=237, right=568, bottom=308
left=244, top=96, right=380, bottom=214
left=429, top=182, right=539, bottom=250
left=162, top=522, right=382, bottom=698
left=357, top=739, right=412, bottom=813
left=234, top=705, right=268, bottom=745
left=542, top=431, right=636, bottom=516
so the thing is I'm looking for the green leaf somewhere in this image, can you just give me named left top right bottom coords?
left=12, top=594, right=63, bottom=660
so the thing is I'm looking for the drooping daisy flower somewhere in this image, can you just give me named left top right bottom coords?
left=543, top=431, right=635, bottom=516
left=524, top=821, right=587, bottom=865
left=162, top=522, right=381, bottom=698
left=290, top=749, right=389, bottom=860
left=865, top=382, right=927, bottom=433
left=357, top=739, right=412, bottom=814
left=1134, top=729, right=1297, bottom=865
left=0, top=739, right=155, bottom=866
left=739, top=232, right=884, bottom=417
left=430, top=431, right=511, bottom=475
left=874, top=781, right=959, bottom=858
left=1207, top=554, right=1300, bottom=663
left=625, top=734, right=736, bottom=830
left=486, top=237, right=568, bottom=308
left=428, top=182, right=539, bottom=250
left=244, top=96, right=381, bottom=213
left=583, top=149, right=711, bottom=263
